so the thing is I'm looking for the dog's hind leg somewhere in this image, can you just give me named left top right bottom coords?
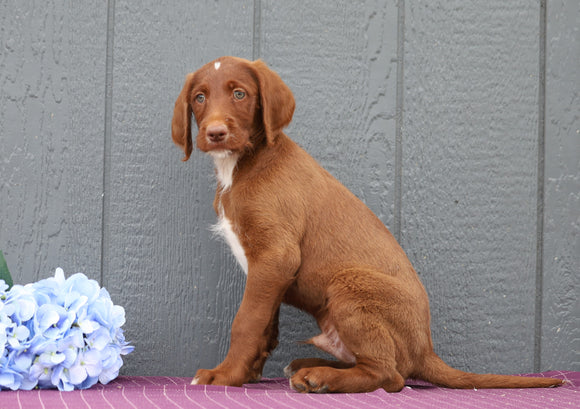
left=284, top=358, right=354, bottom=378
left=289, top=325, right=406, bottom=393
left=290, top=360, right=405, bottom=393
left=290, top=268, right=423, bottom=393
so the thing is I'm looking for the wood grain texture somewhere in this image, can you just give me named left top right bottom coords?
left=0, top=2, right=106, bottom=283
left=541, top=0, right=580, bottom=371
left=104, top=0, right=253, bottom=376
left=260, top=0, right=399, bottom=377
left=402, top=0, right=542, bottom=374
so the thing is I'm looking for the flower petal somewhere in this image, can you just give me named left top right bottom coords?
left=68, top=364, right=88, bottom=385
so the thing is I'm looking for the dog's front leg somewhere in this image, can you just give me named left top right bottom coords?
left=253, top=305, right=280, bottom=381
left=193, top=263, right=293, bottom=386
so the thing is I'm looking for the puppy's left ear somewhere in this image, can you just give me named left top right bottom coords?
left=171, top=73, right=195, bottom=161
left=251, top=60, right=295, bottom=145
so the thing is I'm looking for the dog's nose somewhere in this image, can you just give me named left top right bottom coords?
left=206, top=123, right=228, bottom=143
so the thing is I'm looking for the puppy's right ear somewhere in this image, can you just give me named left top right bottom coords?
left=171, top=73, right=195, bottom=161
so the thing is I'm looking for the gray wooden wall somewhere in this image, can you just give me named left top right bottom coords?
left=1, top=1, right=578, bottom=378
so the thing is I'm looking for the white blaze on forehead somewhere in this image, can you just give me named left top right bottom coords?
left=214, top=61, right=221, bottom=70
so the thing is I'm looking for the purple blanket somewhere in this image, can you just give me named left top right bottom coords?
left=0, top=371, right=576, bottom=409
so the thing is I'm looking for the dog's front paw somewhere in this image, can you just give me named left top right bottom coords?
left=191, top=368, right=247, bottom=387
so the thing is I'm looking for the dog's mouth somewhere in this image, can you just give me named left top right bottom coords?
left=206, top=138, right=231, bottom=150
left=197, top=126, right=251, bottom=154
left=207, top=149, right=234, bottom=159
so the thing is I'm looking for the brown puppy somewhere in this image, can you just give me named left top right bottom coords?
left=171, top=56, right=563, bottom=393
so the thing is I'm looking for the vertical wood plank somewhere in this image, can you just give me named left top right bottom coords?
left=541, top=0, right=580, bottom=371
left=402, top=1, right=542, bottom=373
left=0, top=1, right=106, bottom=283
left=260, top=0, right=399, bottom=377
left=106, top=0, right=253, bottom=376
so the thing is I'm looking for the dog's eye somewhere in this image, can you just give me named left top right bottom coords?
left=233, top=90, right=246, bottom=100
left=195, top=94, right=205, bottom=103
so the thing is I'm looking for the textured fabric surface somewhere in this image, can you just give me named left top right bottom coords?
left=0, top=371, right=576, bottom=409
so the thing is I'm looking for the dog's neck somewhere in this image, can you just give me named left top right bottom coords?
left=208, top=150, right=240, bottom=190
left=208, top=134, right=289, bottom=191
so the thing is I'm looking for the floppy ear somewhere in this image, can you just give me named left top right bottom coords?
left=251, top=60, right=295, bottom=145
left=171, top=73, right=195, bottom=161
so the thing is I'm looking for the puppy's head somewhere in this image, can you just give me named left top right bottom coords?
left=172, top=57, right=295, bottom=161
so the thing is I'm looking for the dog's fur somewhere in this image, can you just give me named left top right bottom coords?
left=171, top=56, right=563, bottom=393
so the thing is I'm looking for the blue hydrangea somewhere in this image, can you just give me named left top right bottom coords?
left=0, top=268, right=133, bottom=391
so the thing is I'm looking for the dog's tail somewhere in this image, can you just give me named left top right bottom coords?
left=416, top=353, right=564, bottom=389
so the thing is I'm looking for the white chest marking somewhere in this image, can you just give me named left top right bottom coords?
left=209, top=150, right=239, bottom=190
left=208, top=151, right=247, bottom=273
left=214, top=61, right=221, bottom=70
left=211, top=210, right=248, bottom=275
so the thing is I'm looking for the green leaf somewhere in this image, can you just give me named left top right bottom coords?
left=0, top=250, right=14, bottom=290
